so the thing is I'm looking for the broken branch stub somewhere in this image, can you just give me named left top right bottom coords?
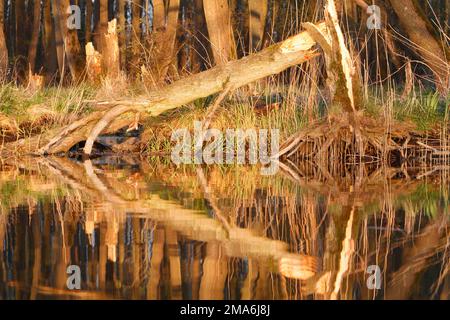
left=34, top=22, right=326, bottom=155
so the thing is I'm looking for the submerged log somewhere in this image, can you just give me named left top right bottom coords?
left=15, top=21, right=326, bottom=156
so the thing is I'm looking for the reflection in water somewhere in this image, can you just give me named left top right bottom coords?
left=0, top=156, right=448, bottom=300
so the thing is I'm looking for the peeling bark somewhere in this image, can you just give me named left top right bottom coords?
left=304, top=0, right=362, bottom=113
left=102, top=19, right=120, bottom=79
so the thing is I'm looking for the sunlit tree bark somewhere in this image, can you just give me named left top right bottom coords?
left=52, top=0, right=85, bottom=80
left=203, top=0, right=235, bottom=64
left=248, top=0, right=268, bottom=52
left=146, top=0, right=180, bottom=85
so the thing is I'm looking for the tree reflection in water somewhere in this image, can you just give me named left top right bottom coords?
left=0, top=157, right=448, bottom=300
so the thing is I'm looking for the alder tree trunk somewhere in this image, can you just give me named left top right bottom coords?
left=203, top=0, right=235, bottom=64
left=15, top=0, right=27, bottom=73
left=145, top=0, right=180, bottom=86
left=191, top=0, right=208, bottom=73
left=0, top=0, right=8, bottom=78
left=85, top=0, right=93, bottom=43
left=248, top=0, right=268, bottom=52
left=53, top=0, right=85, bottom=81
left=390, top=0, right=449, bottom=94
left=28, top=0, right=42, bottom=73
left=43, top=0, right=57, bottom=80
left=102, top=19, right=120, bottom=79
left=117, top=0, right=126, bottom=70
left=98, top=0, right=109, bottom=52
left=51, top=0, right=65, bottom=76
left=130, top=0, right=142, bottom=74
left=23, top=22, right=326, bottom=155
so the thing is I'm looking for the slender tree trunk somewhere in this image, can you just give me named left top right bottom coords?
left=102, top=19, right=120, bottom=78
left=8, top=0, right=15, bottom=60
left=248, top=0, right=268, bottom=52
left=0, top=0, right=8, bottom=78
left=142, top=0, right=150, bottom=35
left=51, top=0, right=65, bottom=76
left=43, top=0, right=57, bottom=80
left=92, top=0, right=100, bottom=47
left=28, top=0, right=42, bottom=73
left=117, top=0, right=126, bottom=70
left=130, top=0, right=142, bottom=74
left=146, top=0, right=180, bottom=85
left=203, top=0, right=235, bottom=65
left=153, top=0, right=165, bottom=28
left=108, top=0, right=114, bottom=20
left=15, top=0, right=27, bottom=76
left=15, top=0, right=27, bottom=56
left=390, top=0, right=449, bottom=94
left=53, top=0, right=85, bottom=81
left=99, top=0, right=108, bottom=52
left=86, top=0, right=93, bottom=43
left=192, top=0, right=207, bottom=73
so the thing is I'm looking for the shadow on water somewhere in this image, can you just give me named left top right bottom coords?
left=0, top=155, right=448, bottom=300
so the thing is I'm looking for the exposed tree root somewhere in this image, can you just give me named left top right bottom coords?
left=275, top=113, right=450, bottom=169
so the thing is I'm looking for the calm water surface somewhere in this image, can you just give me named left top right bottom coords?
left=0, top=156, right=448, bottom=300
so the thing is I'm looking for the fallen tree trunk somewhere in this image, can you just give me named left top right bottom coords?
left=7, top=21, right=326, bottom=156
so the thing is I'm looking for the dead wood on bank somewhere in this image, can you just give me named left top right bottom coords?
left=2, top=0, right=447, bottom=166
left=5, top=22, right=325, bottom=156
